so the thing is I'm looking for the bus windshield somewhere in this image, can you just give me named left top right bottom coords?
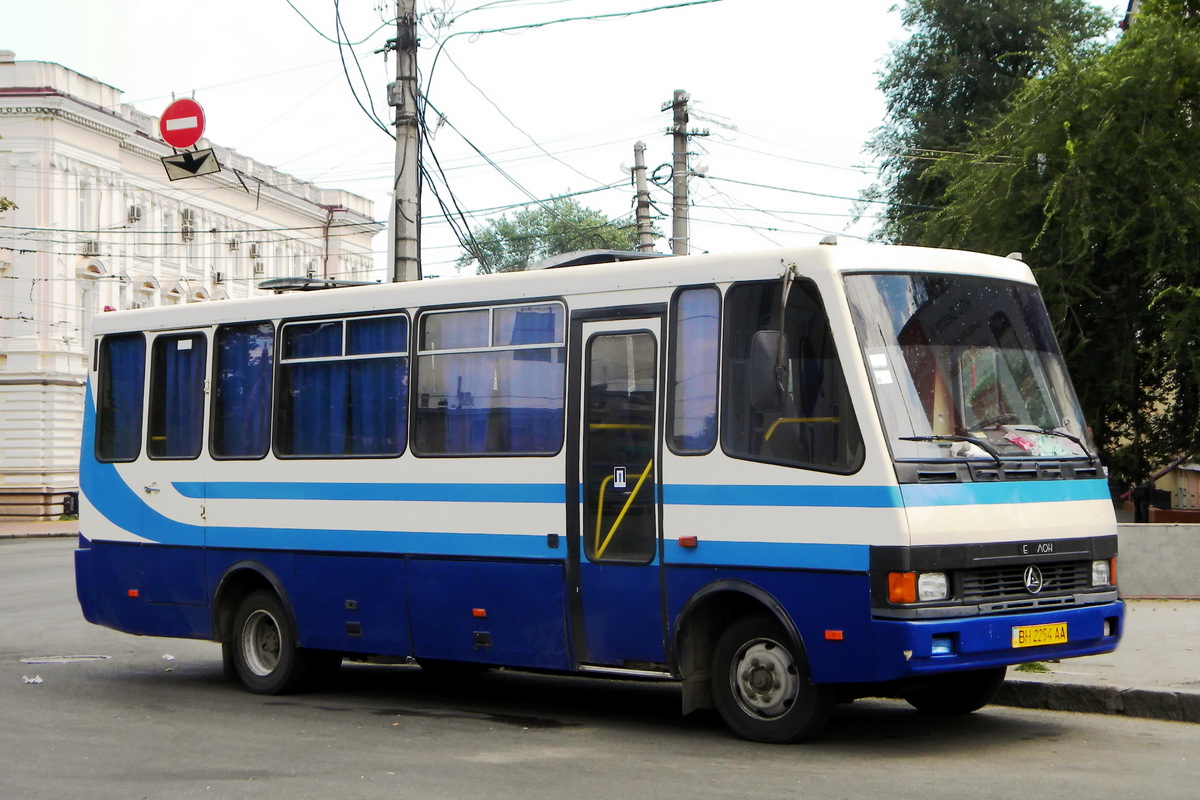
left=844, top=272, right=1094, bottom=462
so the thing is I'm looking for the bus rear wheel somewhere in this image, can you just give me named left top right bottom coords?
left=902, top=666, right=1007, bottom=715
left=230, top=589, right=333, bottom=694
left=711, top=613, right=835, bottom=743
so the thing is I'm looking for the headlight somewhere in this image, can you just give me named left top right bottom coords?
left=1092, top=559, right=1111, bottom=587
left=888, top=571, right=951, bottom=603
left=917, top=571, right=949, bottom=602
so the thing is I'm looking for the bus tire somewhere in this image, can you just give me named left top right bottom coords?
left=711, top=613, right=835, bottom=743
left=230, top=589, right=311, bottom=695
left=902, top=666, right=1007, bottom=715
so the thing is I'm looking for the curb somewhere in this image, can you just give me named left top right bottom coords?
left=0, top=531, right=77, bottom=540
left=998, top=680, right=1200, bottom=724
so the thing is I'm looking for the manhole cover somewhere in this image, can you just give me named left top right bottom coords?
left=20, top=655, right=111, bottom=664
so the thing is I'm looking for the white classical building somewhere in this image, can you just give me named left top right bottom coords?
left=0, top=52, right=383, bottom=518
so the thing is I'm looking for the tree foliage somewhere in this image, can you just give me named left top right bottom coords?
left=459, top=197, right=641, bottom=274
left=866, top=0, right=1110, bottom=244
left=919, top=0, right=1200, bottom=485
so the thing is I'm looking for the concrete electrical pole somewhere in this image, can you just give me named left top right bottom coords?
left=668, top=90, right=689, bottom=256
left=390, top=0, right=421, bottom=282
left=632, top=141, right=655, bottom=253
left=664, top=90, right=708, bottom=256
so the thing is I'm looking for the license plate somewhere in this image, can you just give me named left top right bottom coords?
left=1011, top=622, right=1068, bottom=648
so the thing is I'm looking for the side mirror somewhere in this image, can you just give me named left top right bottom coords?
left=749, top=330, right=787, bottom=412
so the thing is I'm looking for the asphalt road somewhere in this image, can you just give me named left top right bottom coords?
left=3, top=537, right=1197, bottom=800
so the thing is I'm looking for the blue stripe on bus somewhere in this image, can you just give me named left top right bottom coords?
left=662, top=483, right=902, bottom=508
left=174, top=481, right=566, bottom=504
left=174, top=478, right=1109, bottom=509
left=663, top=539, right=869, bottom=571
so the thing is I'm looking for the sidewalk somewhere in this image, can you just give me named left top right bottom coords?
left=2, top=522, right=1196, bottom=723
left=0, top=519, right=79, bottom=539
left=997, top=598, right=1200, bottom=723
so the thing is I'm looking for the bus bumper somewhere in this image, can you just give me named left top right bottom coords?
left=865, top=600, right=1124, bottom=683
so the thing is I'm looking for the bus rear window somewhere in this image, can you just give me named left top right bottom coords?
left=96, top=333, right=146, bottom=462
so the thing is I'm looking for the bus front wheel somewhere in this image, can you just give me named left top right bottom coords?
left=902, top=666, right=1007, bottom=715
left=230, top=589, right=318, bottom=694
left=711, top=613, right=835, bottom=743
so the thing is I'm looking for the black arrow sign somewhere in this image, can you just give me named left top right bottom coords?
left=162, top=148, right=221, bottom=181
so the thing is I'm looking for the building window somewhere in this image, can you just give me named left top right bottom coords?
left=414, top=302, right=565, bottom=456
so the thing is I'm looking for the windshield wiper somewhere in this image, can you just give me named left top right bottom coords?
left=899, top=435, right=1004, bottom=466
left=1014, top=427, right=1093, bottom=461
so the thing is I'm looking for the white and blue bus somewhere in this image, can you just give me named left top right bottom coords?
left=76, top=241, right=1122, bottom=742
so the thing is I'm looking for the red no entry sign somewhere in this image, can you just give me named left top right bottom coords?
left=159, top=98, right=206, bottom=149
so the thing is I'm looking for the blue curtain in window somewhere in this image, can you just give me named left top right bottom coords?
left=213, top=323, right=273, bottom=458
left=98, top=335, right=145, bottom=461
left=504, top=349, right=564, bottom=452
left=160, top=336, right=206, bottom=458
left=284, top=360, right=348, bottom=455
left=281, top=317, right=408, bottom=456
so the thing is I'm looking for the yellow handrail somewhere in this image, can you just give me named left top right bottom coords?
left=594, top=474, right=614, bottom=552
left=595, top=459, right=654, bottom=559
left=763, top=417, right=839, bottom=441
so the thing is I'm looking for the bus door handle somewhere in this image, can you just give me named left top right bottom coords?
left=144, top=483, right=160, bottom=494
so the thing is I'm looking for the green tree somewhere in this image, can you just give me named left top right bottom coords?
left=866, top=0, right=1110, bottom=244
left=459, top=197, right=641, bottom=274
left=920, top=0, right=1200, bottom=486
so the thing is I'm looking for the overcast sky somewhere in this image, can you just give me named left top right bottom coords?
left=5, top=0, right=913, bottom=277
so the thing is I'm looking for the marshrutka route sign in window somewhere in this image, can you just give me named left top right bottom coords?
left=160, top=98, right=205, bottom=149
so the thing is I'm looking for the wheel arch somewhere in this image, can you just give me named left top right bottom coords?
left=672, top=579, right=805, bottom=714
left=211, top=560, right=292, bottom=644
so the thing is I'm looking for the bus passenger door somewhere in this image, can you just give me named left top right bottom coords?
left=571, top=316, right=665, bottom=668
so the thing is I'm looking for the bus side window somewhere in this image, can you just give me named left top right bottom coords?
left=414, top=303, right=565, bottom=456
left=212, top=322, right=274, bottom=459
left=147, top=333, right=207, bottom=460
left=96, top=333, right=146, bottom=462
left=721, top=280, right=863, bottom=473
left=276, top=315, right=408, bottom=458
left=668, top=286, right=719, bottom=455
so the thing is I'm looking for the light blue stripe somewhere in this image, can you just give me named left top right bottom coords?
left=900, top=480, right=1110, bottom=507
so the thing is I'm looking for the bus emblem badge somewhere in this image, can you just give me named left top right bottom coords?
left=1023, top=565, right=1044, bottom=594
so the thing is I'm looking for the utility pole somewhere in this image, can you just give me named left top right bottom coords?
left=632, top=141, right=655, bottom=253
left=663, top=90, right=708, bottom=256
left=668, top=90, right=689, bottom=256
left=390, top=0, right=421, bottom=282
